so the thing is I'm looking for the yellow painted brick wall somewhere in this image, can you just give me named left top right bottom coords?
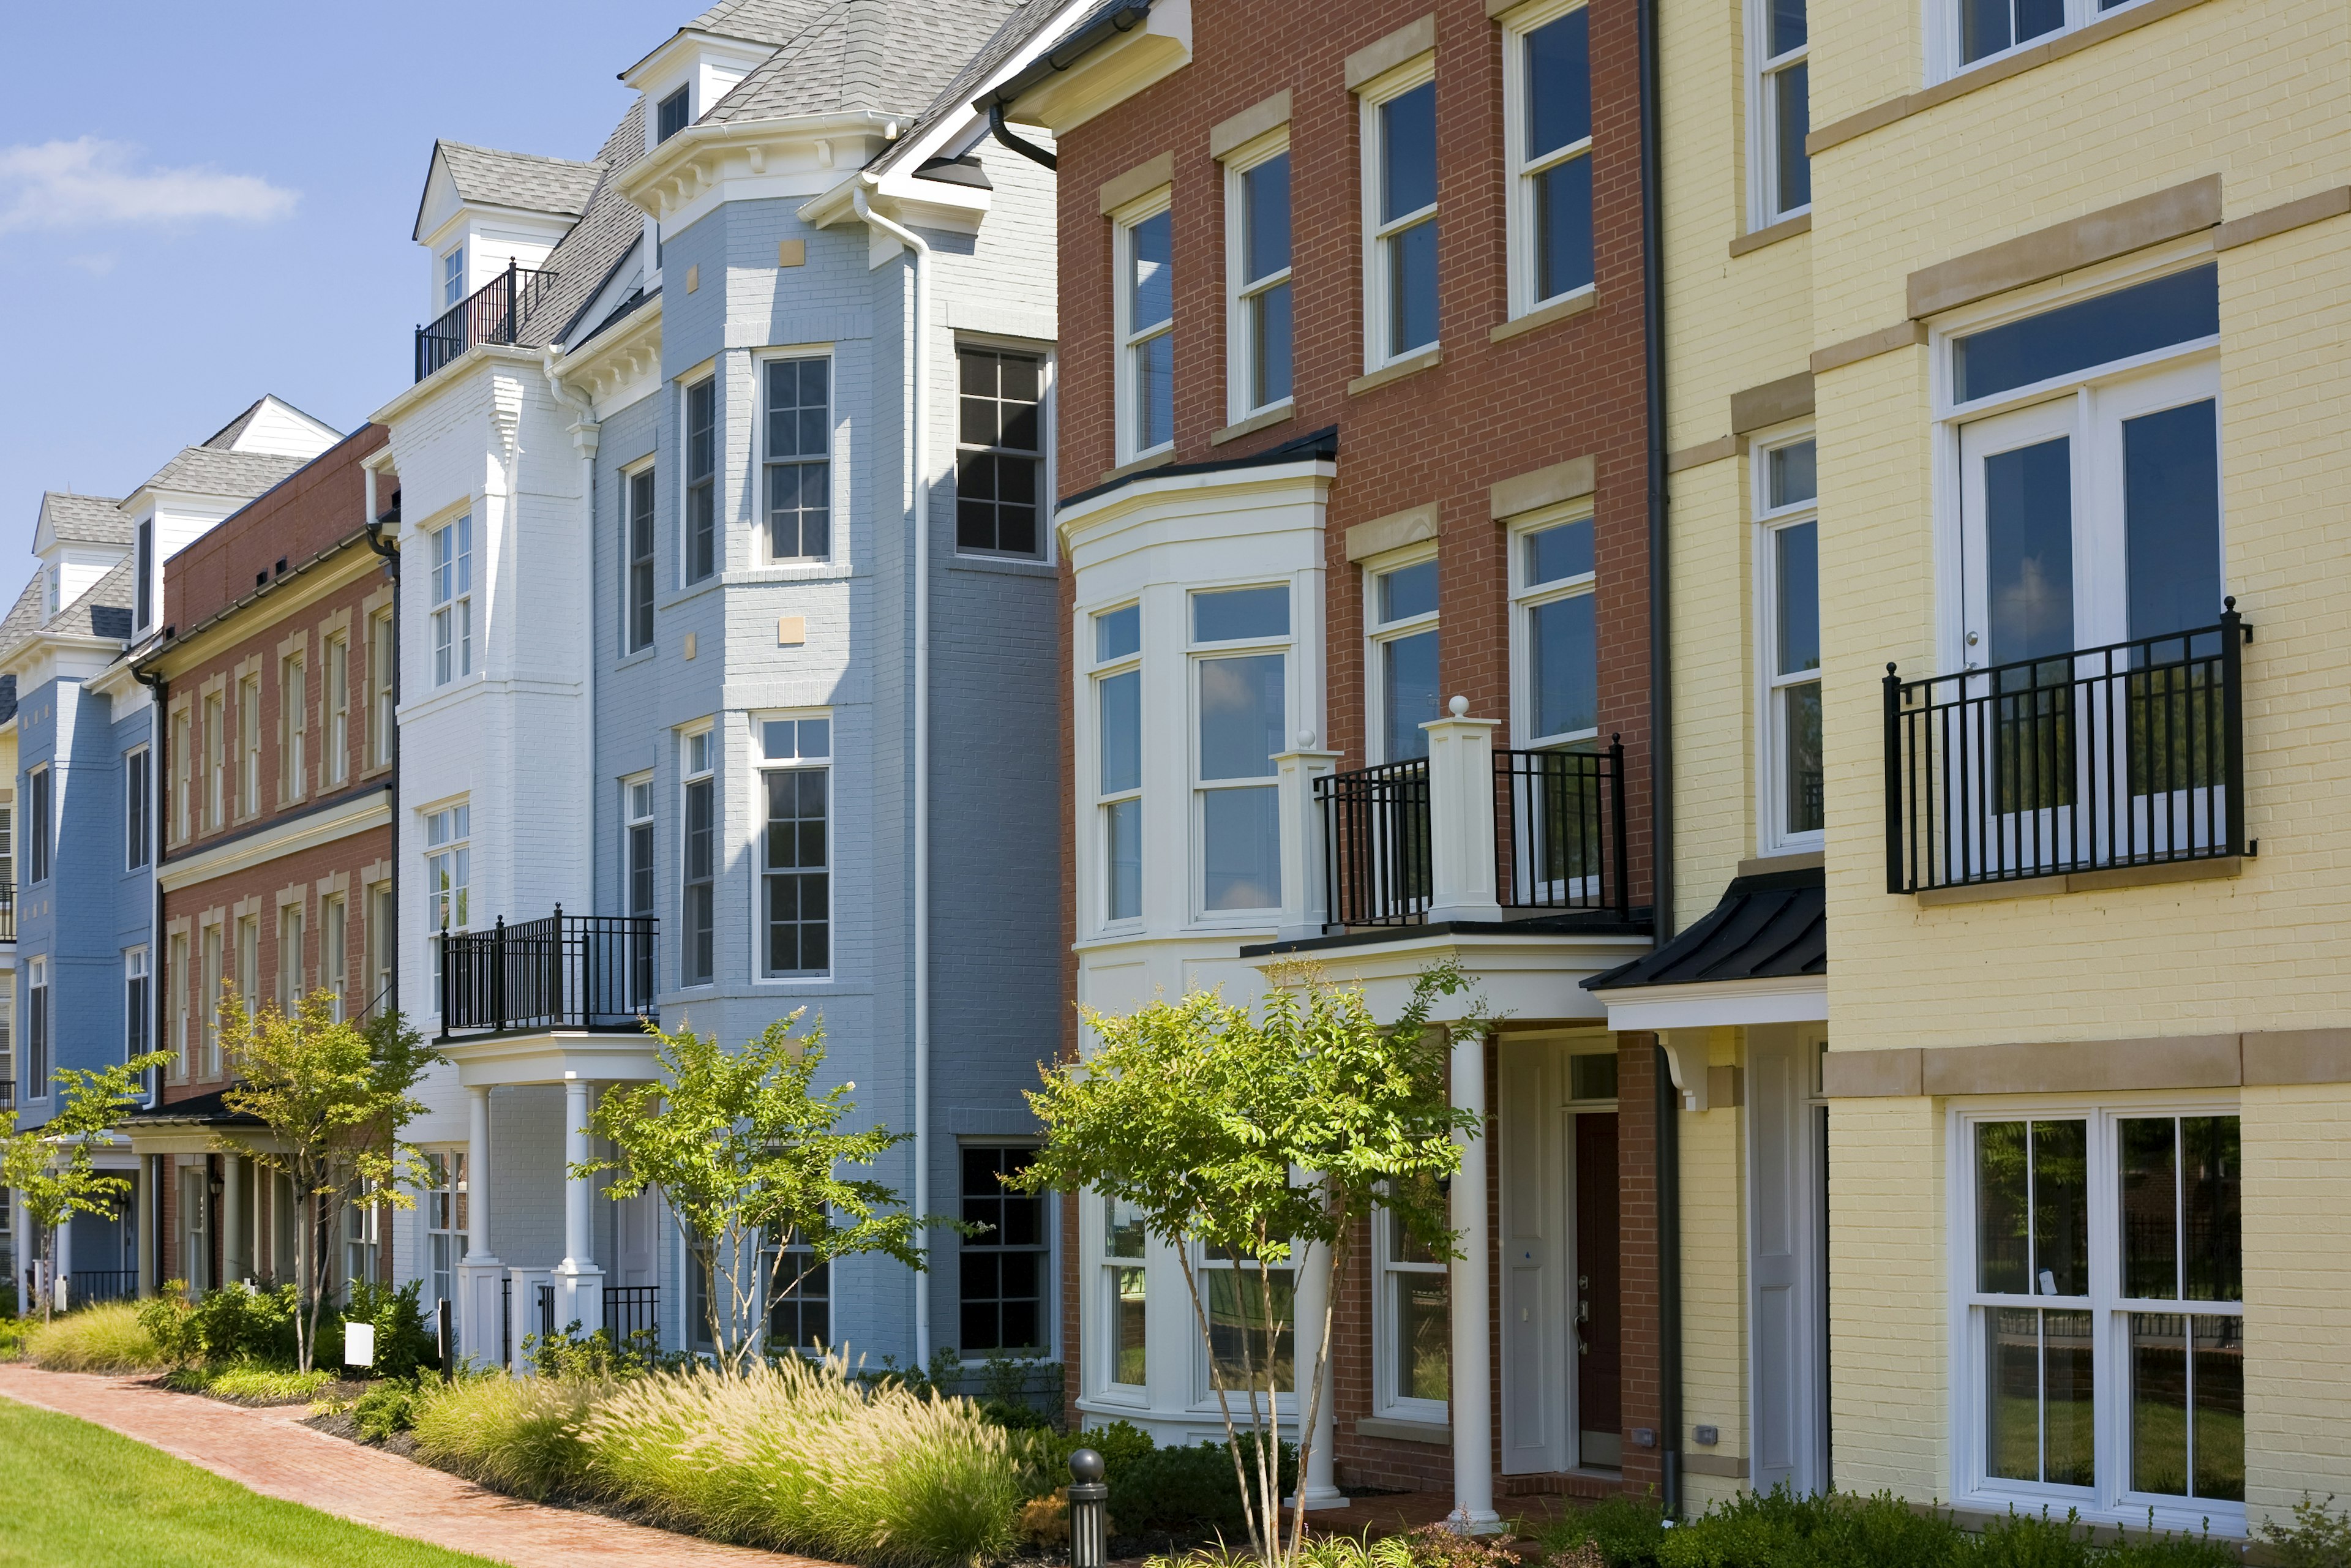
left=1826, top=1097, right=1947, bottom=1499
left=1680, top=1029, right=1750, bottom=1509
left=2242, top=1084, right=2351, bottom=1531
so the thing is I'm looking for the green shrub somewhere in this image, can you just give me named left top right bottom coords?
left=24, top=1302, right=165, bottom=1372
left=576, top=1354, right=1024, bottom=1568
left=0, top=1315, right=31, bottom=1359
left=139, top=1280, right=298, bottom=1368
left=165, top=1360, right=334, bottom=1404
left=1018, top=1418, right=1158, bottom=1495
left=343, top=1280, right=438, bottom=1380
left=1101, top=1435, right=1295, bottom=1539
left=410, top=1371, right=601, bottom=1501
left=352, top=1378, right=421, bottom=1442
left=520, top=1319, right=677, bottom=1381
left=2260, top=1495, right=2351, bottom=1568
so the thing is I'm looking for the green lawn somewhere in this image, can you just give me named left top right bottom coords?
left=0, top=1397, right=496, bottom=1567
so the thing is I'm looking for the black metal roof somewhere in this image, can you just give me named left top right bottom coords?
left=122, top=1086, right=264, bottom=1128
left=1059, top=424, right=1340, bottom=512
left=1584, top=865, right=1824, bottom=991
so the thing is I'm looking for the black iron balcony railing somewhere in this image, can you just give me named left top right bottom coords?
left=414, top=261, right=558, bottom=383
left=1884, top=603, right=2250, bottom=895
left=1318, top=759, right=1431, bottom=927
left=438, top=909, right=656, bottom=1039
left=1496, top=738, right=1631, bottom=919
left=0, top=882, right=15, bottom=942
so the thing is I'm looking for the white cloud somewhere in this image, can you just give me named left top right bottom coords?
left=0, top=138, right=298, bottom=233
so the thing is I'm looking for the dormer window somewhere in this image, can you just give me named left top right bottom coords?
left=658, top=88, right=690, bottom=143
left=45, top=565, right=59, bottom=617
left=442, top=246, right=465, bottom=310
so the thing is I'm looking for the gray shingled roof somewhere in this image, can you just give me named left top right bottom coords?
left=40, top=492, right=130, bottom=547
left=870, top=0, right=1083, bottom=175
left=707, top=0, right=1026, bottom=124
left=684, top=0, right=838, bottom=45
left=0, top=557, right=136, bottom=669
left=0, top=576, right=43, bottom=667
left=437, top=141, right=606, bottom=217
left=137, top=446, right=306, bottom=501
left=520, top=99, right=651, bottom=350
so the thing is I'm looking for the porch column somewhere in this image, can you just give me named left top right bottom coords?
left=457, top=1084, right=504, bottom=1366
left=222, top=1155, right=246, bottom=1283
left=554, top=1076, right=604, bottom=1333
left=135, top=1160, right=155, bottom=1299
left=1447, top=1027, right=1501, bottom=1534
left=1290, top=1236, right=1348, bottom=1510
left=1422, top=701, right=1504, bottom=925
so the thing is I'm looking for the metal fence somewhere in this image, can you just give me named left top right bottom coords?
left=1317, top=759, right=1430, bottom=928
left=66, top=1270, right=138, bottom=1309
left=1885, top=606, right=2249, bottom=895
left=439, top=909, right=656, bottom=1038
left=414, top=261, right=558, bottom=382
left=604, top=1285, right=659, bottom=1346
left=1495, top=737, right=1630, bottom=918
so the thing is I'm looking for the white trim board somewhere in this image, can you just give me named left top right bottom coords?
left=1597, top=973, right=1826, bottom=1030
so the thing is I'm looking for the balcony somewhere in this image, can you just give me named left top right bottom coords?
left=1884, top=605, right=2250, bottom=896
left=414, top=261, right=558, bottom=383
left=1311, top=729, right=1631, bottom=933
left=438, top=910, right=657, bottom=1040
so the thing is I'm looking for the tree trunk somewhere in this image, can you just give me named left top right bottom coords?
left=39, top=1225, right=55, bottom=1324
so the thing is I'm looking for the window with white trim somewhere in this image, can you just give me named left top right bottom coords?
left=426, top=803, right=470, bottom=1003
left=1956, top=1105, right=2243, bottom=1524
left=201, top=924, right=223, bottom=1077
left=656, top=87, right=689, bottom=144
left=626, top=465, right=656, bottom=653
left=441, top=245, right=465, bottom=310
left=236, top=913, right=259, bottom=1020
left=276, top=901, right=305, bottom=1011
left=1507, top=2, right=1595, bottom=315
left=425, top=1150, right=468, bottom=1313
left=24, top=958, right=47, bottom=1100
left=1101, top=1195, right=1147, bottom=1389
left=762, top=358, right=831, bottom=561
left=430, top=516, right=473, bottom=686
left=325, top=632, right=350, bottom=786
left=238, top=673, right=261, bottom=816
left=1092, top=604, right=1143, bottom=926
left=203, top=691, right=225, bottom=830
left=1360, top=61, right=1438, bottom=368
left=1373, top=1201, right=1449, bottom=1418
left=1945, top=0, right=2149, bottom=77
left=323, top=893, right=346, bottom=1022
left=1191, top=586, right=1288, bottom=915
left=684, top=378, right=717, bottom=584
left=1199, top=1242, right=1294, bottom=1398
left=1225, top=141, right=1293, bottom=419
left=367, top=607, right=395, bottom=769
left=1757, top=437, right=1821, bottom=849
left=765, top=1228, right=829, bottom=1351
left=1512, top=512, right=1599, bottom=748
left=168, top=932, right=189, bottom=1082
left=757, top=715, right=830, bottom=978
left=126, top=745, right=150, bottom=871
left=681, top=727, right=715, bottom=986
left=279, top=649, right=307, bottom=801
left=1367, top=556, right=1440, bottom=762
left=343, top=1186, right=381, bottom=1292
left=1750, top=0, right=1810, bottom=223
left=624, top=776, right=655, bottom=920
left=1116, top=201, right=1174, bottom=461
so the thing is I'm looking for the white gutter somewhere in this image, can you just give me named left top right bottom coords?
left=852, top=182, right=935, bottom=1367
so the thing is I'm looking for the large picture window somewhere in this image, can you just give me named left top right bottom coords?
left=1508, top=3, right=1594, bottom=313
left=1116, top=204, right=1174, bottom=460
left=1092, top=604, right=1142, bottom=925
left=955, top=348, right=1045, bottom=558
left=1191, top=586, right=1288, bottom=915
left=757, top=716, right=830, bottom=978
left=1758, top=437, right=1821, bottom=849
left=681, top=729, right=715, bottom=986
left=1362, top=64, right=1438, bottom=367
left=763, top=358, right=831, bottom=561
left=1957, top=1105, right=2243, bottom=1528
left=959, top=1146, right=1047, bottom=1354
left=1225, top=143, right=1293, bottom=419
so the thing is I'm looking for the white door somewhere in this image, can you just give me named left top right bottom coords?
left=1747, top=1029, right=1826, bottom=1496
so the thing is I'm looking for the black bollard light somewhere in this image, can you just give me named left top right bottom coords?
left=436, top=1297, right=454, bottom=1380
left=1067, top=1447, right=1108, bottom=1568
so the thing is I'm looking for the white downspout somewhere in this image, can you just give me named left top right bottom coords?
left=853, top=181, right=935, bottom=1368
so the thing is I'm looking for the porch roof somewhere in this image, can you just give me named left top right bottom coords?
left=1584, top=865, right=1824, bottom=992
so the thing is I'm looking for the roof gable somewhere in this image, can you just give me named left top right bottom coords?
left=34, top=492, right=129, bottom=552
left=413, top=140, right=606, bottom=243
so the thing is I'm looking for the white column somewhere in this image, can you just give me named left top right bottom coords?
left=1423, top=700, right=1504, bottom=925
left=1273, top=740, right=1344, bottom=940
left=1447, top=1027, right=1501, bottom=1533
left=457, top=1084, right=504, bottom=1367
left=135, top=1161, right=155, bottom=1299
left=222, top=1155, right=245, bottom=1283
left=554, top=1076, right=604, bottom=1334
left=1289, top=1236, right=1348, bottom=1510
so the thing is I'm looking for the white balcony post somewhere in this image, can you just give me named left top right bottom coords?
left=555, top=1076, right=604, bottom=1335
left=1448, top=1027, right=1502, bottom=1534
left=1275, top=735, right=1344, bottom=940
left=1423, top=697, right=1504, bottom=925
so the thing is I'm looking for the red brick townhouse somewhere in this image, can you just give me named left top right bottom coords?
left=125, top=427, right=402, bottom=1299
left=981, top=0, right=1697, bottom=1525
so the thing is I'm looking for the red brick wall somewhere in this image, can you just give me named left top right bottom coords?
left=164, top=426, right=389, bottom=635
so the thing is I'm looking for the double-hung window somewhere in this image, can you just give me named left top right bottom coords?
left=236, top=915, right=260, bottom=1019
left=1200, top=1242, right=1294, bottom=1397
left=625, top=466, right=656, bottom=653
left=1192, top=586, right=1288, bottom=915
left=763, top=359, right=831, bottom=561
left=323, top=894, right=346, bottom=1021
left=1101, top=1196, right=1148, bottom=1389
left=1225, top=143, right=1292, bottom=419
left=201, top=924, right=223, bottom=1076
left=431, top=516, right=473, bottom=685
left=26, top=763, right=49, bottom=884
left=204, top=692, right=225, bottom=830
left=136, top=518, right=154, bottom=631
left=1758, top=438, right=1821, bottom=849
left=1116, top=203, right=1174, bottom=461
left=367, top=607, right=395, bottom=768
left=959, top=1146, right=1047, bottom=1354
left=1958, top=1106, right=2243, bottom=1526
left=24, top=959, right=47, bottom=1099
left=656, top=86, right=689, bottom=143
left=1367, top=557, right=1440, bottom=762
left=367, top=882, right=395, bottom=1018
left=766, top=1226, right=828, bottom=1351
left=1513, top=513, right=1599, bottom=746
left=1362, top=64, right=1439, bottom=368
left=956, top=347, right=1046, bottom=558
left=1092, top=605, right=1143, bottom=925
left=1373, top=1202, right=1449, bottom=1417
left=126, top=745, right=150, bottom=871
left=1752, top=0, right=1810, bottom=222
left=277, top=902, right=305, bottom=1011
left=426, top=804, right=470, bottom=1002
left=324, top=634, right=349, bottom=786
left=124, top=949, right=149, bottom=1085
left=1948, top=0, right=2135, bottom=75
left=426, top=1151, right=468, bottom=1311
left=681, top=729, right=715, bottom=986
left=1507, top=3, right=1595, bottom=314
left=441, top=246, right=465, bottom=310
left=238, top=674, right=261, bottom=816
left=757, top=716, right=829, bottom=978
left=168, top=933, right=189, bottom=1081
left=684, top=378, right=717, bottom=583
left=624, top=778, right=655, bottom=1002
left=280, top=650, right=306, bottom=801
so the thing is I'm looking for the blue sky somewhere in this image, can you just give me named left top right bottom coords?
left=0, top=1, right=677, bottom=577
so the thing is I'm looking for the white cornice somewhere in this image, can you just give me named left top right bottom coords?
left=159, top=786, right=391, bottom=893
left=1003, top=0, right=1194, bottom=135
left=1250, top=929, right=1653, bottom=1026
left=438, top=1029, right=664, bottom=1088
left=0, top=630, right=126, bottom=687
left=1595, top=973, right=1828, bottom=1032
left=619, top=114, right=898, bottom=227
left=370, top=342, right=541, bottom=426
left=618, top=26, right=773, bottom=90
left=553, top=292, right=664, bottom=412
left=1056, top=459, right=1337, bottom=557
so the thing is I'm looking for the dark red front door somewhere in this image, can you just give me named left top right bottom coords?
left=1574, top=1111, right=1622, bottom=1460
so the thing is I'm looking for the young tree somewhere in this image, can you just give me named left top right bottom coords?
left=2, top=1053, right=171, bottom=1321
left=574, top=1011, right=955, bottom=1375
left=220, top=989, right=437, bottom=1371
left=1013, top=961, right=1480, bottom=1565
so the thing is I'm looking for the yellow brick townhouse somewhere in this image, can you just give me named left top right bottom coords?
left=1586, top=0, right=2351, bottom=1540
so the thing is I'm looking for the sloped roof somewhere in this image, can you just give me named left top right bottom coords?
left=520, top=98, right=652, bottom=350
left=436, top=141, right=606, bottom=217
left=866, top=0, right=1081, bottom=180
left=707, top=0, right=1027, bottom=124
left=0, top=576, right=44, bottom=665
left=0, top=556, right=137, bottom=668
left=686, top=0, right=839, bottom=42
left=39, top=492, right=130, bottom=547
left=137, top=445, right=307, bottom=502
left=1584, top=866, right=1826, bottom=991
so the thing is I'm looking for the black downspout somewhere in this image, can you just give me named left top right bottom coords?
left=987, top=103, right=1058, bottom=171
left=366, top=513, right=400, bottom=1022
left=1636, top=0, right=1682, bottom=1520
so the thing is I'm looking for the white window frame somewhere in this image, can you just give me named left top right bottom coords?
left=683, top=375, right=719, bottom=585
left=1192, top=1240, right=1296, bottom=1411
left=1371, top=1202, right=1450, bottom=1422
left=430, top=515, right=474, bottom=686
left=367, top=608, right=396, bottom=770
left=1222, top=132, right=1295, bottom=426
left=1363, top=547, right=1441, bottom=764
left=1093, top=1191, right=1150, bottom=1400
left=1504, top=0, right=1597, bottom=318
left=1753, top=429, right=1823, bottom=855
left=168, top=932, right=190, bottom=1082
left=1112, top=191, right=1176, bottom=465
left=623, top=774, right=656, bottom=919
left=679, top=724, right=717, bottom=988
left=751, top=711, right=833, bottom=983
left=322, top=893, right=347, bottom=1022
left=23, top=958, right=47, bottom=1102
left=953, top=340, right=1055, bottom=561
left=1745, top=0, right=1810, bottom=228
left=1929, top=0, right=2156, bottom=85
left=424, top=1149, right=469, bottom=1312
left=25, top=763, right=49, bottom=885
left=1946, top=1094, right=2246, bottom=1535
left=277, top=900, right=306, bottom=1012
left=279, top=648, right=307, bottom=803
left=755, top=350, right=835, bottom=565
left=324, top=632, right=350, bottom=786
left=1089, top=604, right=1144, bottom=934
left=623, top=459, right=657, bottom=655
left=425, top=802, right=471, bottom=1010
left=238, top=673, right=261, bottom=817
left=1509, top=503, right=1601, bottom=750
left=1357, top=53, right=1440, bottom=372
left=1189, top=586, right=1292, bottom=923
left=125, top=744, right=151, bottom=871
left=201, top=923, right=223, bottom=1078
left=1929, top=245, right=2222, bottom=677
left=441, top=244, right=466, bottom=310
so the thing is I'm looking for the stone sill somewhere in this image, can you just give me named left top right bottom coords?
left=1489, top=288, right=1595, bottom=344
left=1728, top=211, right=1810, bottom=257
left=1210, top=400, right=1296, bottom=446
left=1914, top=853, right=2243, bottom=907
left=1347, top=345, right=1442, bottom=396
left=1354, top=1415, right=1449, bottom=1446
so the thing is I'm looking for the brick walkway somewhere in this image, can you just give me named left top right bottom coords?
left=0, top=1364, right=823, bottom=1566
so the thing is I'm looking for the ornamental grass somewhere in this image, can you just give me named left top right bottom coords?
left=407, top=1371, right=603, bottom=1501
left=23, top=1302, right=166, bottom=1373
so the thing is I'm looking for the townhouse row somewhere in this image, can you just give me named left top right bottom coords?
left=9, top=0, right=2349, bottom=1546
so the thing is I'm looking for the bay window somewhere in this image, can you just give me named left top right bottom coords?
left=1201, top=1244, right=1294, bottom=1397
left=757, top=716, right=830, bottom=978
left=1507, top=2, right=1594, bottom=314
left=1116, top=203, right=1174, bottom=460
left=1758, top=437, right=1821, bottom=849
left=1362, top=66, right=1438, bottom=367
left=1093, top=605, right=1142, bottom=925
left=1192, top=586, right=1288, bottom=915
left=1103, top=1196, right=1147, bottom=1389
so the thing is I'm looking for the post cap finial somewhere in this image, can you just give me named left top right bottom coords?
left=1069, top=1447, right=1105, bottom=1484
left=1447, top=694, right=1469, bottom=718
left=1887, top=661, right=1898, bottom=675
left=2225, top=595, right=2237, bottom=612
left=1297, top=727, right=1316, bottom=748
